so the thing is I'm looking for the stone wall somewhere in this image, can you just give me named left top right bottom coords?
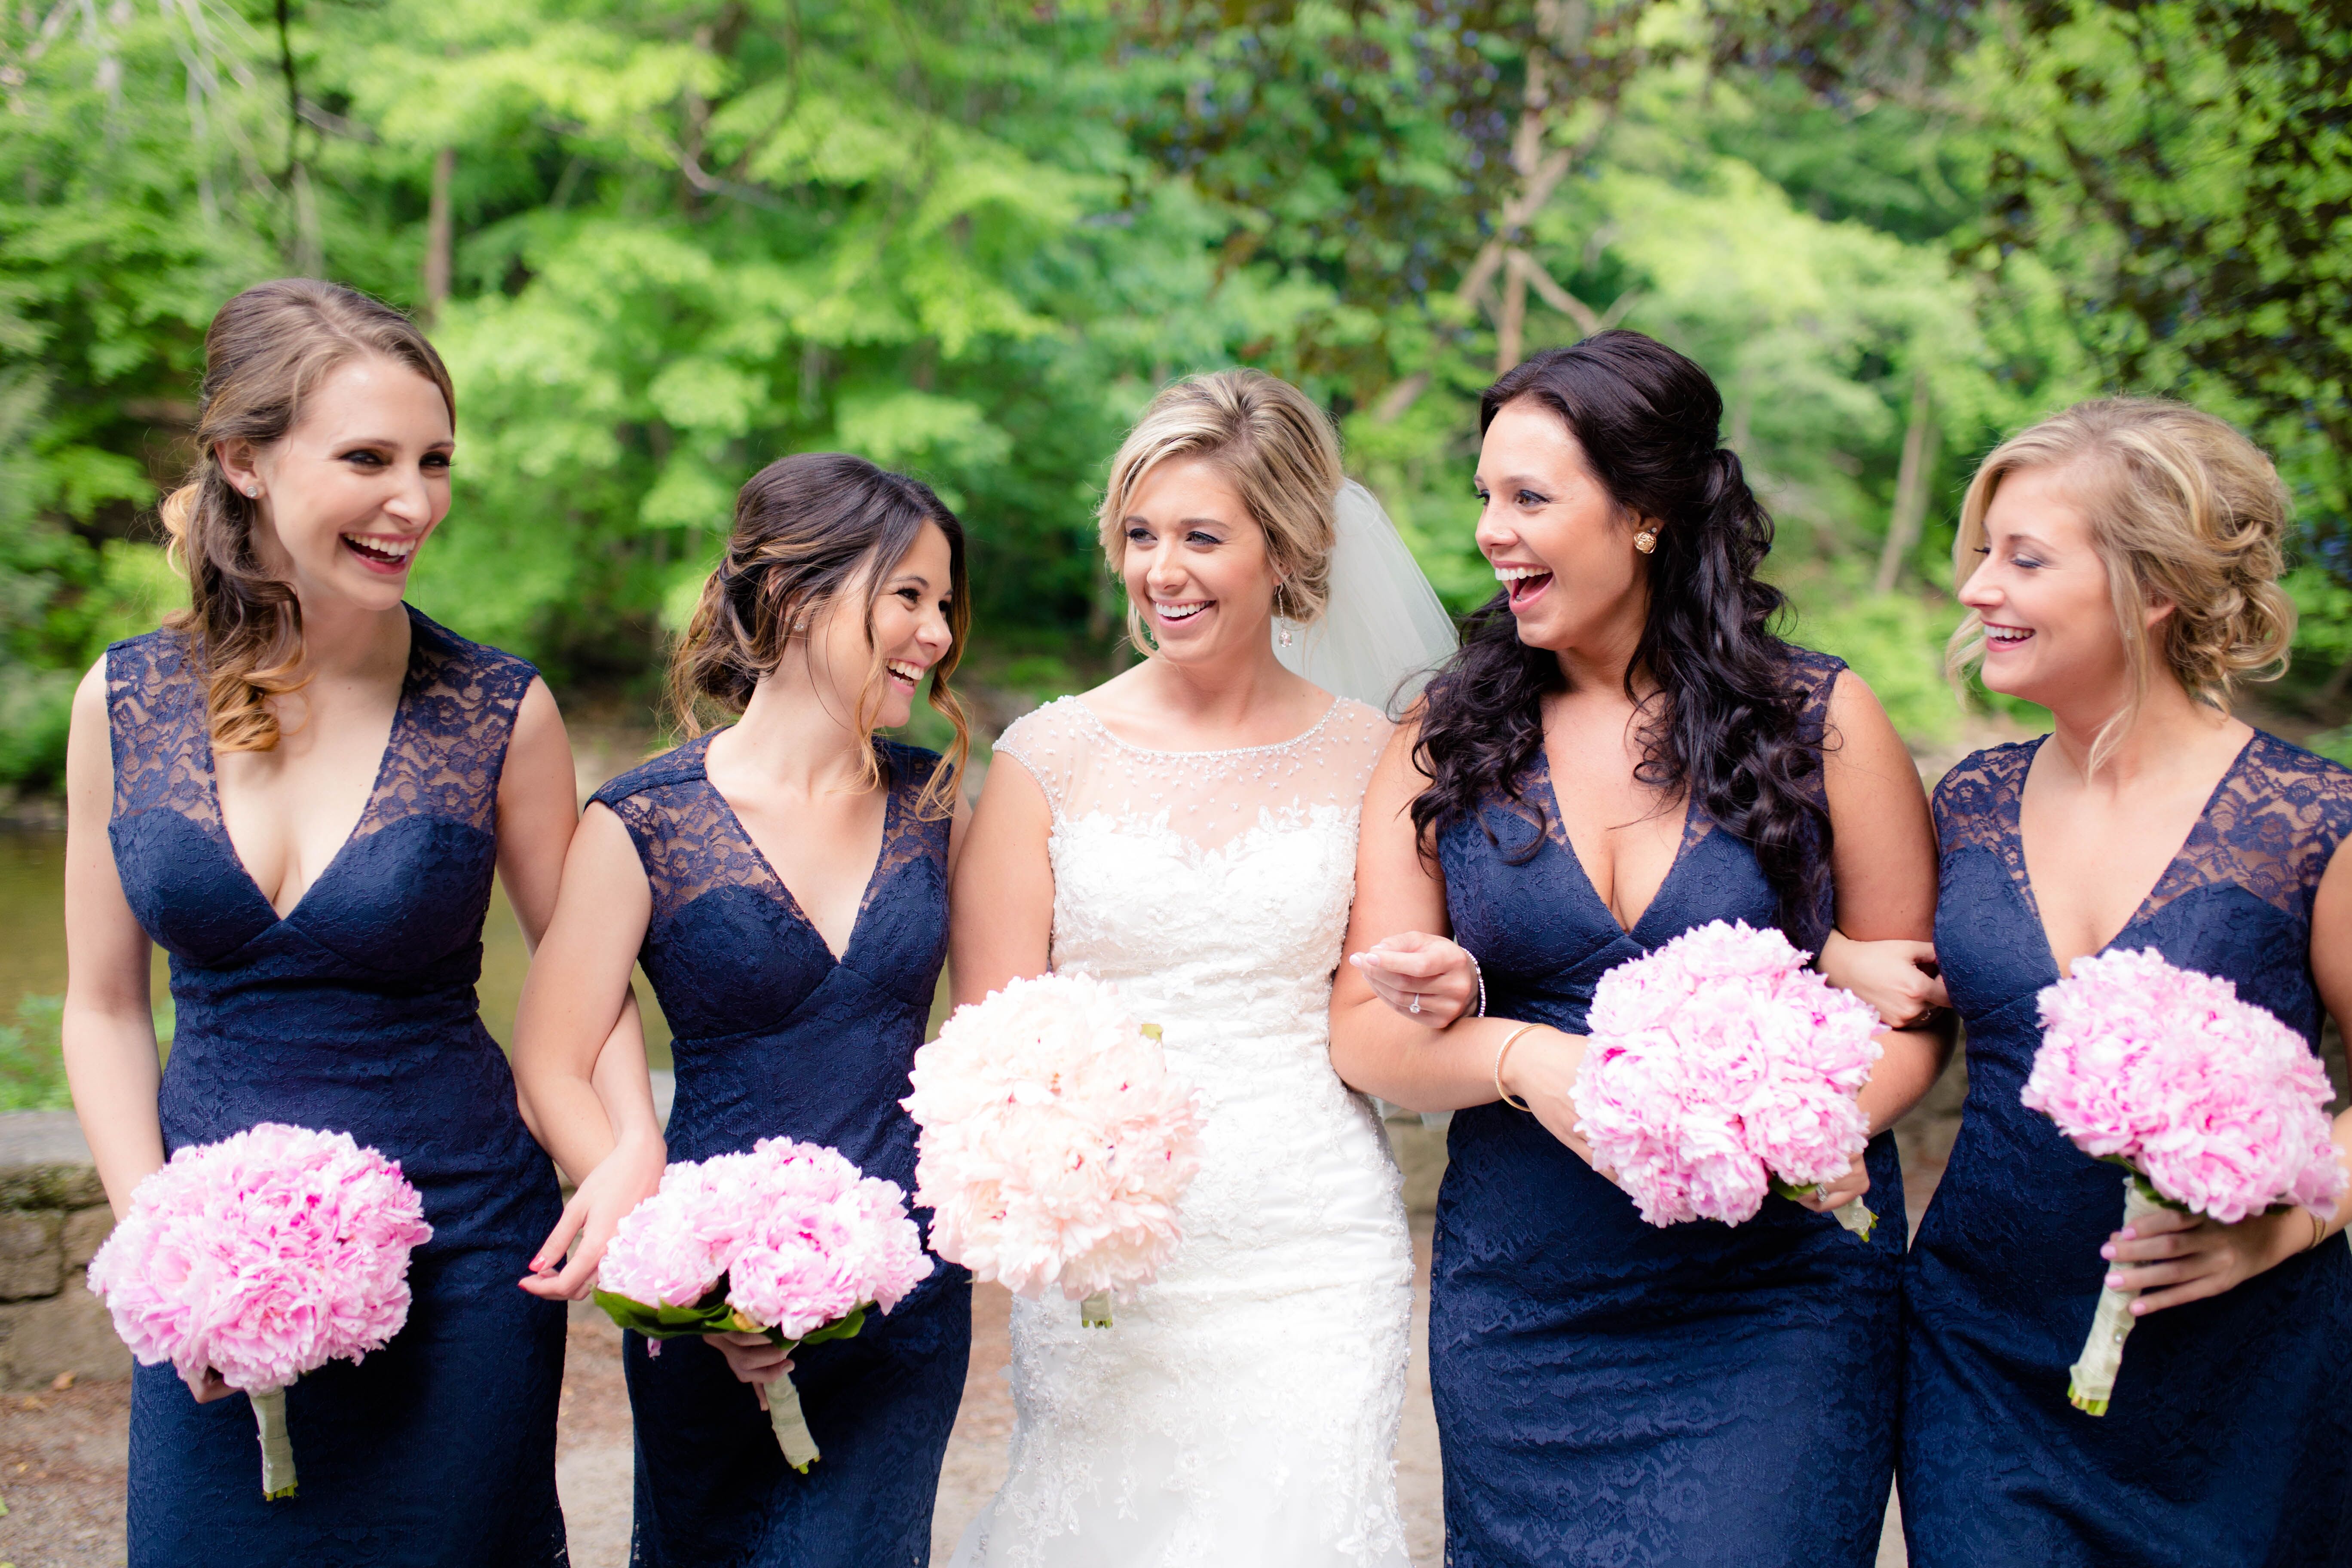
left=0, top=1111, right=131, bottom=1391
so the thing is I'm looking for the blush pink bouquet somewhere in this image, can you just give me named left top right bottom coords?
left=85, top=1122, right=432, bottom=1499
left=594, top=1137, right=931, bottom=1470
left=1571, top=919, right=1885, bottom=1237
left=903, top=972, right=1204, bottom=1328
left=2023, top=947, right=2346, bottom=1415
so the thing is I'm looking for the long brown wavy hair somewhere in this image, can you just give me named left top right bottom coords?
left=667, top=453, right=972, bottom=818
left=159, top=279, right=456, bottom=753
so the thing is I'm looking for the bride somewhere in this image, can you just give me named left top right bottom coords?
left=948, top=368, right=1455, bottom=1566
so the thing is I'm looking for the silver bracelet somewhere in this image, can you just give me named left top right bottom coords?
left=1465, top=948, right=1486, bottom=1019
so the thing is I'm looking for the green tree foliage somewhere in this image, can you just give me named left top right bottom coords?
left=2, top=0, right=2343, bottom=782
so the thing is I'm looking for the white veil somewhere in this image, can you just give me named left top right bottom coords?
left=1274, top=480, right=1459, bottom=719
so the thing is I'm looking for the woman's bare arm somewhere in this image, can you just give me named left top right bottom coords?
left=1817, top=672, right=1948, bottom=1136
left=1327, top=718, right=1598, bottom=1163
left=59, top=659, right=167, bottom=1217
left=947, top=753, right=1054, bottom=1006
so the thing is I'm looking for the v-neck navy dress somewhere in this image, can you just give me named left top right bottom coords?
left=1429, top=648, right=1904, bottom=1568
left=1901, top=732, right=2352, bottom=1566
left=592, top=732, right=970, bottom=1568
left=106, top=609, right=567, bottom=1567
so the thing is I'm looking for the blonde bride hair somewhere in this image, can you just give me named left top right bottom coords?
left=1097, top=369, right=1344, bottom=658
left=1946, top=397, right=2296, bottom=770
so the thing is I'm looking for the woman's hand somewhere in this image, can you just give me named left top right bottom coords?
left=702, top=1331, right=795, bottom=1403
left=521, top=1131, right=668, bottom=1301
left=2102, top=1204, right=2314, bottom=1316
left=1787, top=1151, right=1872, bottom=1214
left=183, top=1366, right=234, bottom=1405
left=1348, top=933, right=1478, bottom=1029
left=1818, top=931, right=1948, bottom=1029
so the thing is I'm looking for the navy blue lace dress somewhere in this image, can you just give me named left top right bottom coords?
left=1902, top=732, right=2352, bottom=1566
left=592, top=732, right=970, bottom=1568
left=107, top=608, right=567, bottom=1567
left=1430, top=649, right=1903, bottom=1568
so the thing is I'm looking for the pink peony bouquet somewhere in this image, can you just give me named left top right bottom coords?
left=594, top=1137, right=931, bottom=1470
left=902, top=972, right=1204, bottom=1328
left=1571, top=919, right=1885, bottom=1237
left=86, top=1122, right=432, bottom=1499
left=2023, top=947, right=2346, bottom=1415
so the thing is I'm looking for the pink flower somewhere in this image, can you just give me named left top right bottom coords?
left=2025, top=948, right=2345, bottom=1224
left=597, top=1139, right=933, bottom=1338
left=85, top=1123, right=432, bottom=1393
left=1571, top=920, right=1883, bottom=1227
left=901, top=972, right=1204, bottom=1303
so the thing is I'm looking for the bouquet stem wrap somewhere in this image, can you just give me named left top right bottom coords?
left=251, top=1385, right=296, bottom=1500
left=766, top=1375, right=819, bottom=1472
left=1079, top=1291, right=1113, bottom=1329
left=2067, top=1174, right=2167, bottom=1416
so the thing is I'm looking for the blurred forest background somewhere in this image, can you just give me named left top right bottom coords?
left=4, top=0, right=2352, bottom=778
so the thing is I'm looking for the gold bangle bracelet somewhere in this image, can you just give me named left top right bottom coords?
left=1494, top=1024, right=1538, bottom=1112
left=2308, top=1208, right=2331, bottom=1253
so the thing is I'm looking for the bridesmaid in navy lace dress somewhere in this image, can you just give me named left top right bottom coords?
left=513, top=453, right=973, bottom=1567
left=1865, top=401, right=2352, bottom=1565
left=1332, top=333, right=1946, bottom=1567
left=59, top=281, right=620, bottom=1564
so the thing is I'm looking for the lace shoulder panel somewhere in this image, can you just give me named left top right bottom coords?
left=106, top=629, right=214, bottom=827
left=2150, top=730, right=2352, bottom=924
left=1929, top=740, right=2038, bottom=864
left=588, top=734, right=766, bottom=915
left=874, top=738, right=951, bottom=884
left=368, top=609, right=540, bottom=836
left=1784, top=643, right=1847, bottom=814
left=989, top=696, right=1090, bottom=817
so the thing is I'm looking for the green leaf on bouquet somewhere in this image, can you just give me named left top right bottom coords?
left=591, top=1288, right=738, bottom=1339
left=795, top=1307, right=867, bottom=1348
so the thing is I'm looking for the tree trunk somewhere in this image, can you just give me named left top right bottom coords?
left=422, top=146, right=455, bottom=321
left=1874, top=368, right=1936, bottom=593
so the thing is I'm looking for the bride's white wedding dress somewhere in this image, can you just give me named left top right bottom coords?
left=952, top=693, right=1413, bottom=1568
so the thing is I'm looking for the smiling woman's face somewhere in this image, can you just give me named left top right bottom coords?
left=219, top=353, right=454, bottom=615
left=1959, top=463, right=2140, bottom=710
left=1118, top=456, right=1283, bottom=670
left=1473, top=398, right=1647, bottom=655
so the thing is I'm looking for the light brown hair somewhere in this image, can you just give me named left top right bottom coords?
left=159, top=279, right=456, bottom=752
left=668, top=452, right=971, bottom=818
left=1947, top=397, right=2296, bottom=769
left=1097, top=369, right=1344, bottom=658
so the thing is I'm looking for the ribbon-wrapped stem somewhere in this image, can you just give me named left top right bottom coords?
left=766, top=1372, right=819, bottom=1471
left=1080, top=1291, right=1113, bottom=1328
left=2069, top=1173, right=2168, bottom=1415
left=251, top=1384, right=297, bottom=1500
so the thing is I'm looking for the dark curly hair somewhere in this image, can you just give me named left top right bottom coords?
left=1409, top=331, right=1831, bottom=934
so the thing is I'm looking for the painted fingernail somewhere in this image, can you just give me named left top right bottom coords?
left=2129, top=1301, right=2147, bottom=1315
left=2099, top=1244, right=2115, bottom=1260
left=2104, top=1272, right=2124, bottom=1287
left=2119, top=1227, right=2136, bottom=1240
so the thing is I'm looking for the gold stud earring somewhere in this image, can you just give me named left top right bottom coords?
left=1634, top=530, right=1658, bottom=555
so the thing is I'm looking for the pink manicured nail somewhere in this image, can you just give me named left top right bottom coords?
left=2099, top=1244, right=2115, bottom=1260
left=2118, top=1227, right=2136, bottom=1240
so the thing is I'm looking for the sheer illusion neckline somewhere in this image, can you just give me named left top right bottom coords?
left=2006, top=728, right=2258, bottom=975
left=1070, top=694, right=1343, bottom=759
left=202, top=621, right=416, bottom=926
left=695, top=729, right=897, bottom=966
left=1528, top=749, right=1699, bottom=940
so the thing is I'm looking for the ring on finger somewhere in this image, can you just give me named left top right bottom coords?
left=1408, top=993, right=1422, bottom=1014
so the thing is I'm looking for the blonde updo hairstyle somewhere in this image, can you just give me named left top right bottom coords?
left=159, top=279, right=456, bottom=753
left=668, top=452, right=971, bottom=819
left=1097, top=368, right=1344, bottom=658
left=1947, top=397, right=2296, bottom=768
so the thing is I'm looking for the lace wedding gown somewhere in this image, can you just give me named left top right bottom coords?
left=952, top=694, right=1413, bottom=1568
